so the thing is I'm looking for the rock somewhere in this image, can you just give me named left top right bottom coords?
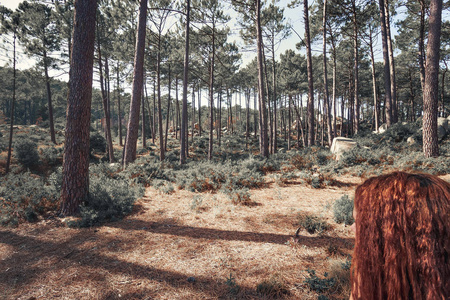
left=438, top=117, right=448, bottom=132
left=330, top=137, right=357, bottom=160
left=407, top=136, right=417, bottom=145
left=377, top=123, right=388, bottom=134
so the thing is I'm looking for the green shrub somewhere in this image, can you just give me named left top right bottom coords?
left=225, top=273, right=240, bottom=296
left=296, top=211, right=330, bottom=234
left=40, top=146, right=62, bottom=166
left=303, top=269, right=335, bottom=293
left=90, top=132, right=107, bottom=153
left=0, top=172, right=60, bottom=226
left=333, top=195, right=354, bottom=225
left=14, top=138, right=40, bottom=168
left=72, top=173, right=144, bottom=227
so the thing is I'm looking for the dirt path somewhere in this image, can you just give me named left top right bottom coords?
left=0, top=178, right=360, bottom=299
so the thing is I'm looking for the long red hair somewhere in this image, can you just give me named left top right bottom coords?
left=351, top=172, right=449, bottom=300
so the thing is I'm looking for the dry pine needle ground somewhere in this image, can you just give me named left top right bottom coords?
left=0, top=177, right=360, bottom=299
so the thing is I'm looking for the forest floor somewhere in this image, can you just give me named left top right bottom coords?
left=0, top=175, right=363, bottom=300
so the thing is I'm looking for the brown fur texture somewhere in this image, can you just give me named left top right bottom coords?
left=351, top=172, right=449, bottom=300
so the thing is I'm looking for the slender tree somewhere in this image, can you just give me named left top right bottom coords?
left=180, top=0, right=191, bottom=164
left=60, top=0, right=98, bottom=216
left=123, top=0, right=147, bottom=167
left=423, top=0, right=443, bottom=158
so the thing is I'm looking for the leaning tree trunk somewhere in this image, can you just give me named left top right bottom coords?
left=123, top=0, right=147, bottom=167
left=423, top=0, right=443, bottom=158
left=60, top=0, right=98, bottom=216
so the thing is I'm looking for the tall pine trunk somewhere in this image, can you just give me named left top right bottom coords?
left=60, top=0, right=97, bottom=216
left=379, top=0, right=392, bottom=127
left=423, top=0, right=443, bottom=158
left=304, top=0, right=314, bottom=146
left=180, top=0, right=190, bottom=164
left=123, top=0, right=147, bottom=166
left=322, top=0, right=332, bottom=146
left=256, top=0, right=269, bottom=157
left=43, top=50, right=56, bottom=144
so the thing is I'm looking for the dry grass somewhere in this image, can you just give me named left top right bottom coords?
left=0, top=177, right=359, bottom=300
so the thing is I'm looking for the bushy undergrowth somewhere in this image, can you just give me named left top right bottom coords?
left=0, top=172, right=60, bottom=225
left=15, top=138, right=40, bottom=168
left=333, top=195, right=354, bottom=225
left=72, top=172, right=144, bottom=227
left=296, top=211, right=330, bottom=234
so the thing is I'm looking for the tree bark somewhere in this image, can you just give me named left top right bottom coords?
left=208, top=26, right=215, bottom=160
left=180, top=0, right=190, bottom=164
left=322, top=0, right=332, bottom=146
left=256, top=0, right=269, bottom=157
left=97, top=43, right=115, bottom=163
left=379, top=0, right=392, bottom=127
left=43, top=50, right=56, bottom=144
left=384, top=0, right=397, bottom=123
left=6, top=32, right=16, bottom=174
left=123, top=0, right=147, bottom=167
left=60, top=0, right=97, bottom=216
left=369, top=27, right=379, bottom=132
left=304, top=0, right=314, bottom=146
left=423, top=0, right=442, bottom=158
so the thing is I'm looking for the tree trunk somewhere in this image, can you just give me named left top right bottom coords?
left=157, top=41, right=165, bottom=161
left=43, top=50, right=56, bottom=144
left=272, top=39, right=277, bottom=153
left=384, top=0, right=397, bottom=123
left=164, top=66, right=171, bottom=151
left=440, top=63, right=447, bottom=117
left=304, top=0, right=314, bottom=146
left=6, top=32, right=16, bottom=174
left=351, top=0, right=359, bottom=135
left=97, top=40, right=115, bottom=163
left=123, top=0, right=147, bottom=167
left=208, top=27, right=215, bottom=160
left=423, top=0, right=443, bottom=158
left=142, top=76, right=146, bottom=148
left=379, top=0, right=392, bottom=127
left=116, top=62, right=123, bottom=146
left=418, top=0, right=426, bottom=93
left=180, top=0, right=190, bottom=164
left=369, top=27, right=379, bottom=132
left=256, top=0, right=269, bottom=157
left=60, top=0, right=97, bottom=216
left=323, top=0, right=332, bottom=146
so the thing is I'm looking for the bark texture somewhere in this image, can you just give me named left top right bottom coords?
left=60, top=0, right=98, bottom=216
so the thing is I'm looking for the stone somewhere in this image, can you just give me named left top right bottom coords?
left=377, top=123, right=388, bottom=134
left=330, top=137, right=357, bottom=160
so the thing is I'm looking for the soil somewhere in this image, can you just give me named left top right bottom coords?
left=0, top=176, right=361, bottom=300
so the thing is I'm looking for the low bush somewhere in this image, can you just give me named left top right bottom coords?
left=296, top=211, right=330, bottom=234
left=303, top=269, right=335, bottom=293
left=14, top=138, right=40, bottom=168
left=40, top=146, right=63, bottom=166
left=72, top=173, right=144, bottom=227
left=90, top=132, right=107, bottom=153
left=0, top=171, right=60, bottom=226
left=333, top=195, right=354, bottom=225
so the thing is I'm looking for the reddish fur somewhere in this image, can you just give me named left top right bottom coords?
left=351, top=172, right=449, bottom=300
